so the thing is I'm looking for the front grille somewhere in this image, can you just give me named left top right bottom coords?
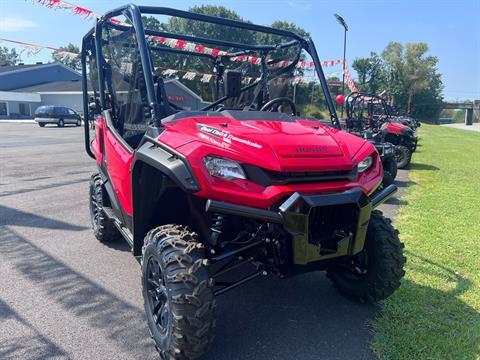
left=243, top=165, right=357, bottom=186
left=308, top=203, right=359, bottom=253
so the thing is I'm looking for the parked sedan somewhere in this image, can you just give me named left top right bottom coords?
left=34, top=106, right=82, bottom=127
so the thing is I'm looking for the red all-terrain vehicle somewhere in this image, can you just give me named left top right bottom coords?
left=81, top=5, right=405, bottom=359
left=345, top=92, right=417, bottom=168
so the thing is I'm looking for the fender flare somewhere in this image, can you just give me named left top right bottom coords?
left=132, top=139, right=200, bottom=193
left=130, top=138, right=200, bottom=256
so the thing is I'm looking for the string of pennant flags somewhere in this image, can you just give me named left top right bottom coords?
left=0, top=38, right=79, bottom=61
left=17, top=1, right=358, bottom=91
left=156, top=66, right=318, bottom=85
left=29, top=0, right=346, bottom=70
left=0, top=37, right=342, bottom=86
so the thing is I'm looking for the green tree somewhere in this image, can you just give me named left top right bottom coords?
left=0, top=46, right=20, bottom=66
left=52, top=43, right=81, bottom=71
left=352, top=52, right=384, bottom=93
left=382, top=42, right=441, bottom=114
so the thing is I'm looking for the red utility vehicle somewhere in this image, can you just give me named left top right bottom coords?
left=345, top=92, right=418, bottom=168
left=82, top=5, right=405, bottom=359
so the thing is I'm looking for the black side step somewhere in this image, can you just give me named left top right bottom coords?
left=102, top=207, right=135, bottom=250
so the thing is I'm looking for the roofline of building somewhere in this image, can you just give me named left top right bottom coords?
left=0, top=62, right=81, bottom=78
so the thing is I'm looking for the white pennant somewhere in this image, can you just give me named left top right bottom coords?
left=182, top=72, right=197, bottom=80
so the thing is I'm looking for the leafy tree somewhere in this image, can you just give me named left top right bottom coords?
left=382, top=42, right=441, bottom=113
left=0, top=46, right=20, bottom=66
left=52, top=43, right=81, bottom=71
left=352, top=52, right=383, bottom=93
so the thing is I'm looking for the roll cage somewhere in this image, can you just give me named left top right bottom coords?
left=81, top=4, right=340, bottom=158
left=345, top=92, right=392, bottom=131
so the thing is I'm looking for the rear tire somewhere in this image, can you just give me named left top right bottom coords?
left=38, top=123, right=45, bottom=127
left=142, top=225, right=215, bottom=360
left=58, top=119, right=64, bottom=127
left=394, top=145, right=411, bottom=169
left=89, top=173, right=118, bottom=242
left=327, top=210, right=406, bottom=303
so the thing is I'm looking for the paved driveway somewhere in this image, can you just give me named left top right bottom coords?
left=0, top=123, right=407, bottom=360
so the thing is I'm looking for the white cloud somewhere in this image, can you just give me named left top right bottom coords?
left=0, top=17, right=38, bottom=32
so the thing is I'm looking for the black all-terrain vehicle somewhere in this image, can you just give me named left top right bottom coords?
left=82, top=5, right=405, bottom=359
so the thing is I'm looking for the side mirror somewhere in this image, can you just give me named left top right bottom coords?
left=224, top=70, right=242, bottom=98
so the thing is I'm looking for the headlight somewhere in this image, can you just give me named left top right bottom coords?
left=204, top=156, right=246, bottom=181
left=357, top=155, right=374, bottom=173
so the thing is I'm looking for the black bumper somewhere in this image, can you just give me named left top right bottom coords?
left=206, top=185, right=397, bottom=264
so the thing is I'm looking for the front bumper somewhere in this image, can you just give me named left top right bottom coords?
left=206, top=185, right=397, bottom=264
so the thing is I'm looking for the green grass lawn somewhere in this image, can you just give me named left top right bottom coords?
left=372, top=124, right=480, bottom=360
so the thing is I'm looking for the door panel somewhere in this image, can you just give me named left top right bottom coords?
left=103, top=112, right=134, bottom=217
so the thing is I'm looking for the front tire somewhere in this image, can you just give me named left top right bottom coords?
left=89, top=174, right=118, bottom=242
left=142, top=225, right=215, bottom=360
left=382, top=157, right=398, bottom=186
left=58, top=119, right=65, bottom=127
left=327, top=210, right=406, bottom=303
left=394, top=145, right=411, bottom=169
left=38, top=123, right=45, bottom=127
left=76, top=119, right=82, bottom=126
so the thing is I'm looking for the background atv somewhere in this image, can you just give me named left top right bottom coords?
left=344, top=94, right=398, bottom=184
left=82, top=5, right=405, bottom=359
left=345, top=92, right=417, bottom=169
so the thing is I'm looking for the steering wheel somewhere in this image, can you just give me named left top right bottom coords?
left=260, top=97, right=297, bottom=115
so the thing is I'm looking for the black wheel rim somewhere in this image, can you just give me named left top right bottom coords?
left=146, top=256, right=170, bottom=335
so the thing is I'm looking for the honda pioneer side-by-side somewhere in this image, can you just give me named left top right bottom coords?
left=345, top=92, right=417, bottom=169
left=81, top=5, right=405, bottom=359
left=344, top=93, right=398, bottom=185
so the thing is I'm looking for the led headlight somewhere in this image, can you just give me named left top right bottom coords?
left=204, top=156, right=246, bottom=180
left=358, top=155, right=374, bottom=173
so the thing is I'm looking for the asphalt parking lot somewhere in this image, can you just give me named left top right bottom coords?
left=0, top=123, right=407, bottom=360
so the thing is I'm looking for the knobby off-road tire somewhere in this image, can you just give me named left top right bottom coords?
left=382, top=157, right=397, bottom=186
left=89, top=174, right=118, bottom=242
left=394, top=145, right=411, bottom=169
left=327, top=210, right=406, bottom=303
left=142, top=225, right=215, bottom=360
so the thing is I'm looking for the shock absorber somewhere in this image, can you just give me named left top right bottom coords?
left=209, top=213, right=224, bottom=246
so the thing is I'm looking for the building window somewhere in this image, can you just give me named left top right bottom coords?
left=0, top=103, right=7, bottom=116
left=19, top=103, right=29, bottom=116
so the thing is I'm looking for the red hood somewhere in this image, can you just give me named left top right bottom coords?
left=159, top=115, right=373, bottom=172
left=385, top=121, right=409, bottom=135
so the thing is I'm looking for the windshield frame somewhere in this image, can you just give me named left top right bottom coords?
left=82, top=4, right=340, bottom=130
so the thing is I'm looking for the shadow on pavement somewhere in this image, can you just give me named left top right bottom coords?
left=0, top=227, right=155, bottom=359
left=394, top=179, right=417, bottom=189
left=0, top=299, right=69, bottom=360
left=384, top=197, right=408, bottom=206
left=0, top=179, right=86, bottom=198
left=0, top=205, right=88, bottom=231
left=208, top=272, right=378, bottom=360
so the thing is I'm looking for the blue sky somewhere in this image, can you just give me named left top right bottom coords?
left=0, top=0, right=478, bottom=100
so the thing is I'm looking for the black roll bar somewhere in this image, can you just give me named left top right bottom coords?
left=81, top=3, right=342, bottom=157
